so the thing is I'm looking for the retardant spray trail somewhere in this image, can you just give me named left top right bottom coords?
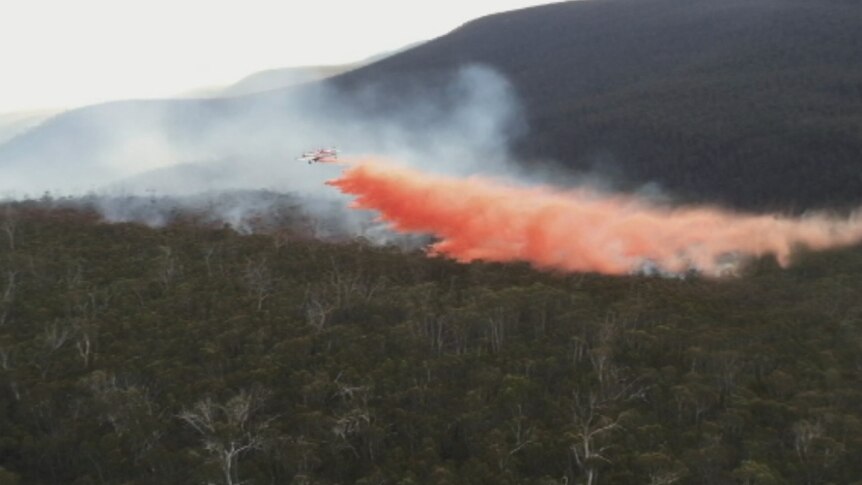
left=326, top=159, right=862, bottom=275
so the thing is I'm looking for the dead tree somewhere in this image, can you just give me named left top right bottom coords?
left=0, top=269, right=16, bottom=326
left=569, top=370, right=647, bottom=485
left=1, top=206, right=15, bottom=252
left=569, top=391, right=624, bottom=485
left=303, top=289, right=337, bottom=332
left=178, top=388, right=273, bottom=485
left=243, top=257, right=273, bottom=312
left=156, top=246, right=178, bottom=291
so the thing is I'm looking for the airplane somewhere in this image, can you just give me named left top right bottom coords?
left=297, top=147, right=339, bottom=164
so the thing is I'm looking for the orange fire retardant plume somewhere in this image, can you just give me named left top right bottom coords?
left=326, top=160, right=862, bottom=275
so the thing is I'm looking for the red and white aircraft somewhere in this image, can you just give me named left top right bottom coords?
left=297, top=147, right=339, bottom=164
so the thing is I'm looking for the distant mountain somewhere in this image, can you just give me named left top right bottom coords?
left=182, top=43, right=423, bottom=98
left=0, top=109, right=58, bottom=145
left=0, top=41, right=436, bottom=196
left=219, top=65, right=355, bottom=97
left=0, top=98, right=227, bottom=195
left=180, top=65, right=358, bottom=99
left=3, top=0, right=861, bottom=210
left=330, top=0, right=862, bottom=211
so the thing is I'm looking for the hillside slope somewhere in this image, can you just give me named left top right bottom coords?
left=2, top=0, right=860, bottom=210
left=331, top=0, right=862, bottom=210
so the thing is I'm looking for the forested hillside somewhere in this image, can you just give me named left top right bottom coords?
left=333, top=0, right=862, bottom=211
left=1, top=203, right=861, bottom=484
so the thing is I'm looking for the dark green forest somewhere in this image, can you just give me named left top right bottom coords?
left=1, top=202, right=861, bottom=484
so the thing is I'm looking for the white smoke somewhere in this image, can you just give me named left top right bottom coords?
left=0, top=64, right=525, bottom=241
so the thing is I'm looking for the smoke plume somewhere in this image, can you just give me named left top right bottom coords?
left=327, top=159, right=862, bottom=276
left=0, top=65, right=523, bottom=243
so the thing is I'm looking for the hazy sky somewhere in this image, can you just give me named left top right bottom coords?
left=0, top=0, right=559, bottom=113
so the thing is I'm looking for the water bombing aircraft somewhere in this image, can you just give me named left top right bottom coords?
left=297, top=148, right=339, bottom=164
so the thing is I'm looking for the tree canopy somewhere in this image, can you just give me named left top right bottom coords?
left=1, top=201, right=860, bottom=484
